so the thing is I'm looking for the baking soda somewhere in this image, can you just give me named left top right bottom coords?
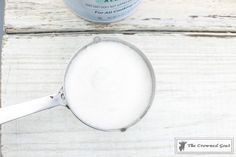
left=64, top=0, right=141, bottom=23
left=64, top=40, right=154, bottom=130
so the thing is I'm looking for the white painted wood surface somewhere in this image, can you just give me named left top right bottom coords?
left=2, top=0, right=236, bottom=156
left=4, top=0, right=236, bottom=33
left=2, top=33, right=236, bottom=157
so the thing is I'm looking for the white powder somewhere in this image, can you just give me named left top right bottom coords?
left=64, top=41, right=154, bottom=130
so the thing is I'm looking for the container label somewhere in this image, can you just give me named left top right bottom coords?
left=81, top=0, right=140, bottom=21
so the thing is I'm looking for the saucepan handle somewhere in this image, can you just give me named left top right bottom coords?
left=0, top=94, right=64, bottom=124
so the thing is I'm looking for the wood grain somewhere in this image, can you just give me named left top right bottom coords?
left=2, top=33, right=236, bottom=157
left=4, top=0, right=236, bottom=33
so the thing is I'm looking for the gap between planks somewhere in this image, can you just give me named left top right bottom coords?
left=2, top=31, right=236, bottom=39
left=4, top=29, right=236, bottom=35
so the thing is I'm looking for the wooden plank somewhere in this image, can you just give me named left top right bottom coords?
left=4, top=0, right=236, bottom=33
left=1, top=32, right=236, bottom=157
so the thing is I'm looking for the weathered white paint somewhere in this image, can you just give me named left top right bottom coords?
left=4, top=0, right=236, bottom=33
left=0, top=0, right=4, bottom=50
left=2, top=33, right=236, bottom=157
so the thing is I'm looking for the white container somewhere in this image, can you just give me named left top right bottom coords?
left=64, top=0, right=141, bottom=23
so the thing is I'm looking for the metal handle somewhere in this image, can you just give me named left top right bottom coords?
left=0, top=94, right=65, bottom=124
